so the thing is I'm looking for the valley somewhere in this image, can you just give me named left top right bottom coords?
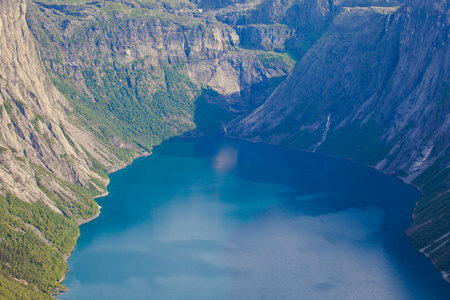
left=0, top=0, right=448, bottom=298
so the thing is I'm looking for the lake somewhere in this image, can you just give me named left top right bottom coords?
left=60, top=137, right=450, bottom=299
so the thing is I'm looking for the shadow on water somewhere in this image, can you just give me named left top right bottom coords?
left=153, top=137, right=450, bottom=297
left=65, top=67, right=450, bottom=297
left=156, top=136, right=420, bottom=225
left=64, top=136, right=450, bottom=299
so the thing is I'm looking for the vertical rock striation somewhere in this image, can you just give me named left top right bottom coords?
left=0, top=0, right=133, bottom=296
left=234, top=0, right=450, bottom=280
left=0, top=0, right=120, bottom=210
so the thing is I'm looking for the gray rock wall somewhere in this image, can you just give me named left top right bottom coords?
left=234, top=2, right=450, bottom=279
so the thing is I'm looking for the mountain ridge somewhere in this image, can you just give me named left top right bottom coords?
left=0, top=0, right=448, bottom=297
left=233, top=0, right=450, bottom=281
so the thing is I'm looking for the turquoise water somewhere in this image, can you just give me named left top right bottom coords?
left=61, top=137, right=450, bottom=299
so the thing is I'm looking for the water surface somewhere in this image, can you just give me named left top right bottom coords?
left=61, top=137, right=450, bottom=299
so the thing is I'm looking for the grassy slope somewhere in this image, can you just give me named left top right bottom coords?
left=410, top=150, right=450, bottom=274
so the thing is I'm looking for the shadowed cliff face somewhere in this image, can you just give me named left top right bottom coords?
left=233, top=1, right=450, bottom=280
left=25, top=0, right=294, bottom=150
left=0, top=0, right=449, bottom=295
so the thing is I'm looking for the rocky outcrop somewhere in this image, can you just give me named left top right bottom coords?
left=0, top=0, right=139, bottom=296
left=24, top=0, right=294, bottom=148
left=236, top=23, right=293, bottom=51
left=190, top=0, right=246, bottom=10
left=0, top=0, right=122, bottom=212
left=214, top=0, right=340, bottom=55
left=234, top=1, right=450, bottom=280
left=27, top=0, right=291, bottom=100
left=1, top=0, right=448, bottom=293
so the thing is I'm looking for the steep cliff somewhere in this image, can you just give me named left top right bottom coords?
left=234, top=1, right=450, bottom=281
left=0, top=0, right=294, bottom=296
left=190, top=0, right=246, bottom=10
left=25, top=0, right=294, bottom=150
left=0, top=0, right=126, bottom=211
left=0, top=0, right=140, bottom=297
left=1, top=0, right=449, bottom=296
left=213, top=0, right=352, bottom=58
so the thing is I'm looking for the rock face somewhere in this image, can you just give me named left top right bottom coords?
left=0, top=0, right=449, bottom=294
left=0, top=0, right=134, bottom=296
left=191, top=0, right=246, bottom=10
left=234, top=1, right=450, bottom=280
left=25, top=0, right=294, bottom=149
left=215, top=0, right=342, bottom=56
left=236, top=23, right=293, bottom=51
left=0, top=0, right=120, bottom=213
left=26, top=0, right=292, bottom=96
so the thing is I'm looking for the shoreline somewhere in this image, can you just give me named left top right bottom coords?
left=58, top=135, right=449, bottom=288
left=224, top=135, right=450, bottom=283
left=57, top=150, right=151, bottom=287
left=76, top=202, right=103, bottom=226
left=225, top=134, right=424, bottom=191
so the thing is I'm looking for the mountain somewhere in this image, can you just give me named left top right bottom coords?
left=233, top=0, right=450, bottom=282
left=0, top=0, right=448, bottom=297
left=25, top=0, right=295, bottom=148
left=0, top=0, right=294, bottom=296
left=0, top=0, right=134, bottom=297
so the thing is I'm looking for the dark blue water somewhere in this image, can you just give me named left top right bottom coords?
left=60, top=137, right=450, bottom=299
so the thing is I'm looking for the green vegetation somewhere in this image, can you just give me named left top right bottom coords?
left=0, top=272, right=52, bottom=300
left=31, top=119, right=41, bottom=133
left=285, top=31, right=325, bottom=61
left=0, top=194, right=73, bottom=294
left=8, top=147, right=17, bottom=154
left=63, top=182, right=100, bottom=217
left=3, top=193, right=78, bottom=256
left=410, top=151, right=450, bottom=272
left=52, top=63, right=200, bottom=152
left=34, top=114, right=45, bottom=123
left=0, top=162, right=107, bottom=296
left=318, top=118, right=391, bottom=165
left=13, top=99, right=27, bottom=111
left=42, top=133, right=54, bottom=146
left=59, top=124, right=76, bottom=149
left=15, top=156, right=26, bottom=163
left=82, top=147, right=109, bottom=179
left=257, top=51, right=297, bottom=69
left=3, top=101, right=13, bottom=116
left=102, top=2, right=129, bottom=16
left=192, top=89, right=234, bottom=135
left=33, top=164, right=101, bottom=220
